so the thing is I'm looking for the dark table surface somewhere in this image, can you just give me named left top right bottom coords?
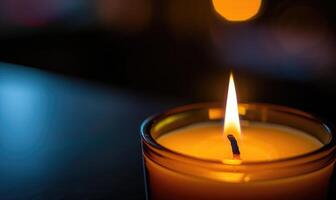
left=0, top=62, right=335, bottom=200
left=0, top=62, right=182, bottom=200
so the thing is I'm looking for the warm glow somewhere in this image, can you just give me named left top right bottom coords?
left=224, top=73, right=241, bottom=139
left=212, top=0, right=262, bottom=22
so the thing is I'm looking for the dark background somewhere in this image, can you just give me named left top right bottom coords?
left=0, top=0, right=336, bottom=119
left=0, top=0, right=335, bottom=199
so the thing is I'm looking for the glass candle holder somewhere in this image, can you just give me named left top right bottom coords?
left=141, top=103, right=336, bottom=200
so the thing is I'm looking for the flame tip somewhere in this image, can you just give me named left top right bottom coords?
left=229, top=71, right=234, bottom=79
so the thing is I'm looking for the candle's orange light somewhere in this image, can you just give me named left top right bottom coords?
left=223, top=73, right=241, bottom=140
left=212, top=0, right=262, bottom=22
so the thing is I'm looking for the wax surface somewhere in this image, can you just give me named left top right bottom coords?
left=157, top=122, right=323, bottom=161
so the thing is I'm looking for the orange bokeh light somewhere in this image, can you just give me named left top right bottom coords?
left=212, top=0, right=262, bottom=22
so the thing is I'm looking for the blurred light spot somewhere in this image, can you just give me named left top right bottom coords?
left=212, top=0, right=262, bottom=22
left=211, top=22, right=335, bottom=80
left=0, top=70, right=47, bottom=177
left=165, top=0, right=210, bottom=38
left=0, top=0, right=84, bottom=27
left=97, top=0, right=152, bottom=32
left=272, top=5, right=330, bottom=55
left=0, top=73, right=43, bottom=151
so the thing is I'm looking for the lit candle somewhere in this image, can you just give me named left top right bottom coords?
left=157, top=122, right=323, bottom=162
left=158, top=74, right=322, bottom=162
left=141, top=74, right=336, bottom=200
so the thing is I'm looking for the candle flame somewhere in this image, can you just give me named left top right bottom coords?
left=224, top=73, right=241, bottom=139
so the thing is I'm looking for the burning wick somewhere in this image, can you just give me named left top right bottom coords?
left=227, top=134, right=241, bottom=159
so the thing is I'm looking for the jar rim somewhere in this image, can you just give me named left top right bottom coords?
left=141, top=102, right=336, bottom=167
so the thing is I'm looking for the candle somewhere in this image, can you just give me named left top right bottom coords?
left=157, top=122, right=323, bottom=162
left=141, top=74, right=336, bottom=200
